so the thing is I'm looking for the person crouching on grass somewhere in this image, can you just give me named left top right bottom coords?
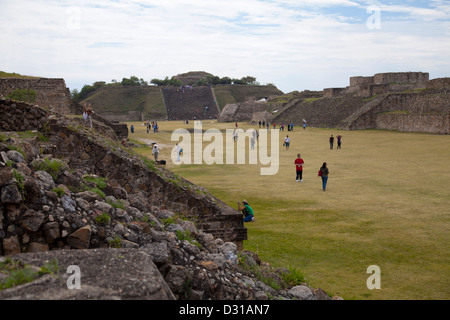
left=238, top=200, right=255, bottom=222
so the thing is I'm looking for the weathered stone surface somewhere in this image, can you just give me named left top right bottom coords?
left=61, top=195, right=76, bottom=213
left=2, top=236, right=21, bottom=255
left=42, top=222, right=60, bottom=243
left=288, top=285, right=316, bottom=300
left=19, top=209, right=45, bottom=232
left=34, top=171, right=55, bottom=190
left=0, top=167, right=12, bottom=187
left=0, top=249, right=175, bottom=300
left=67, top=225, right=92, bottom=249
left=28, top=242, right=49, bottom=252
left=6, top=150, right=25, bottom=163
left=144, top=242, right=170, bottom=265
left=1, top=184, right=22, bottom=204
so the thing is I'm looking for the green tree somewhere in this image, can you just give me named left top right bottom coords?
left=121, top=76, right=141, bottom=86
left=219, top=77, right=232, bottom=85
left=241, top=76, right=257, bottom=85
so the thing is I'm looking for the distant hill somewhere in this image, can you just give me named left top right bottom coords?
left=79, top=71, right=285, bottom=121
left=81, top=85, right=167, bottom=121
left=213, top=84, right=283, bottom=110
left=173, top=71, right=213, bottom=86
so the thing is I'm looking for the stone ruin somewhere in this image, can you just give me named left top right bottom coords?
left=324, top=72, right=430, bottom=98
left=0, top=78, right=76, bottom=114
left=0, top=77, right=128, bottom=140
left=0, top=97, right=339, bottom=300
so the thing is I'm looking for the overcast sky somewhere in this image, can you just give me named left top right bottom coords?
left=1, top=0, right=449, bottom=93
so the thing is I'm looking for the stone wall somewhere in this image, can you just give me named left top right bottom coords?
left=346, top=72, right=429, bottom=98
left=345, top=90, right=450, bottom=134
left=323, top=88, right=348, bottom=98
left=0, top=98, right=247, bottom=247
left=375, top=113, right=450, bottom=134
left=349, top=76, right=374, bottom=88
left=426, top=78, right=450, bottom=89
left=373, top=72, right=429, bottom=85
left=251, top=111, right=273, bottom=124
left=101, top=111, right=143, bottom=122
left=162, top=86, right=219, bottom=120
left=0, top=78, right=75, bottom=114
left=272, top=95, right=368, bottom=128
left=219, top=100, right=268, bottom=122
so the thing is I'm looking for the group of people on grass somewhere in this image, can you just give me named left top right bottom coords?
left=241, top=124, right=342, bottom=223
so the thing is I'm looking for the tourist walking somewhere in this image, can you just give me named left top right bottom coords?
left=303, top=119, right=306, bottom=130
left=337, top=135, right=342, bottom=149
left=284, top=135, right=291, bottom=150
left=329, top=135, right=334, bottom=149
left=152, top=143, right=160, bottom=162
left=319, top=162, right=329, bottom=191
left=294, top=154, right=304, bottom=182
left=238, top=200, right=255, bottom=222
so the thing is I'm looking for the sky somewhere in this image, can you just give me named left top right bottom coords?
left=0, top=0, right=449, bottom=94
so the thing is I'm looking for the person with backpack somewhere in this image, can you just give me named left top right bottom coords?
left=319, top=162, right=329, bottom=191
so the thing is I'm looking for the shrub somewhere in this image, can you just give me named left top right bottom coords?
left=6, top=89, right=37, bottom=103
left=108, top=236, right=122, bottom=248
left=87, top=187, right=106, bottom=199
left=83, top=175, right=108, bottom=190
left=95, top=212, right=110, bottom=224
left=106, top=199, right=126, bottom=210
left=12, top=169, right=25, bottom=199
left=32, top=158, right=66, bottom=181
left=0, top=258, right=59, bottom=290
left=175, top=230, right=202, bottom=249
left=51, top=187, right=66, bottom=198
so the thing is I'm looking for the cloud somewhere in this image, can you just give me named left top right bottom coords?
left=0, top=0, right=449, bottom=93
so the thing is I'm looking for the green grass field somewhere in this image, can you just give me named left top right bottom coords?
left=129, top=120, right=450, bottom=300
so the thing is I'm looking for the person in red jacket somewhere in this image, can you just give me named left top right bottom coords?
left=294, top=154, right=304, bottom=182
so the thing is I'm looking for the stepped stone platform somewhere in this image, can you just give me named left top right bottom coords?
left=162, top=86, right=219, bottom=121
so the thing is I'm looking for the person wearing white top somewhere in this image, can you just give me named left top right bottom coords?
left=152, top=144, right=159, bottom=162
left=284, top=135, right=291, bottom=150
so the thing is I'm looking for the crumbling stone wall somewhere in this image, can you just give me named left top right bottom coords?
left=344, top=90, right=450, bottom=134
left=0, top=98, right=247, bottom=247
left=0, top=78, right=75, bottom=114
left=343, top=72, right=430, bottom=98
left=373, top=72, right=429, bottom=85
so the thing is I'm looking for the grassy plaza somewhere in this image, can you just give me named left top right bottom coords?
left=129, top=120, right=449, bottom=300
